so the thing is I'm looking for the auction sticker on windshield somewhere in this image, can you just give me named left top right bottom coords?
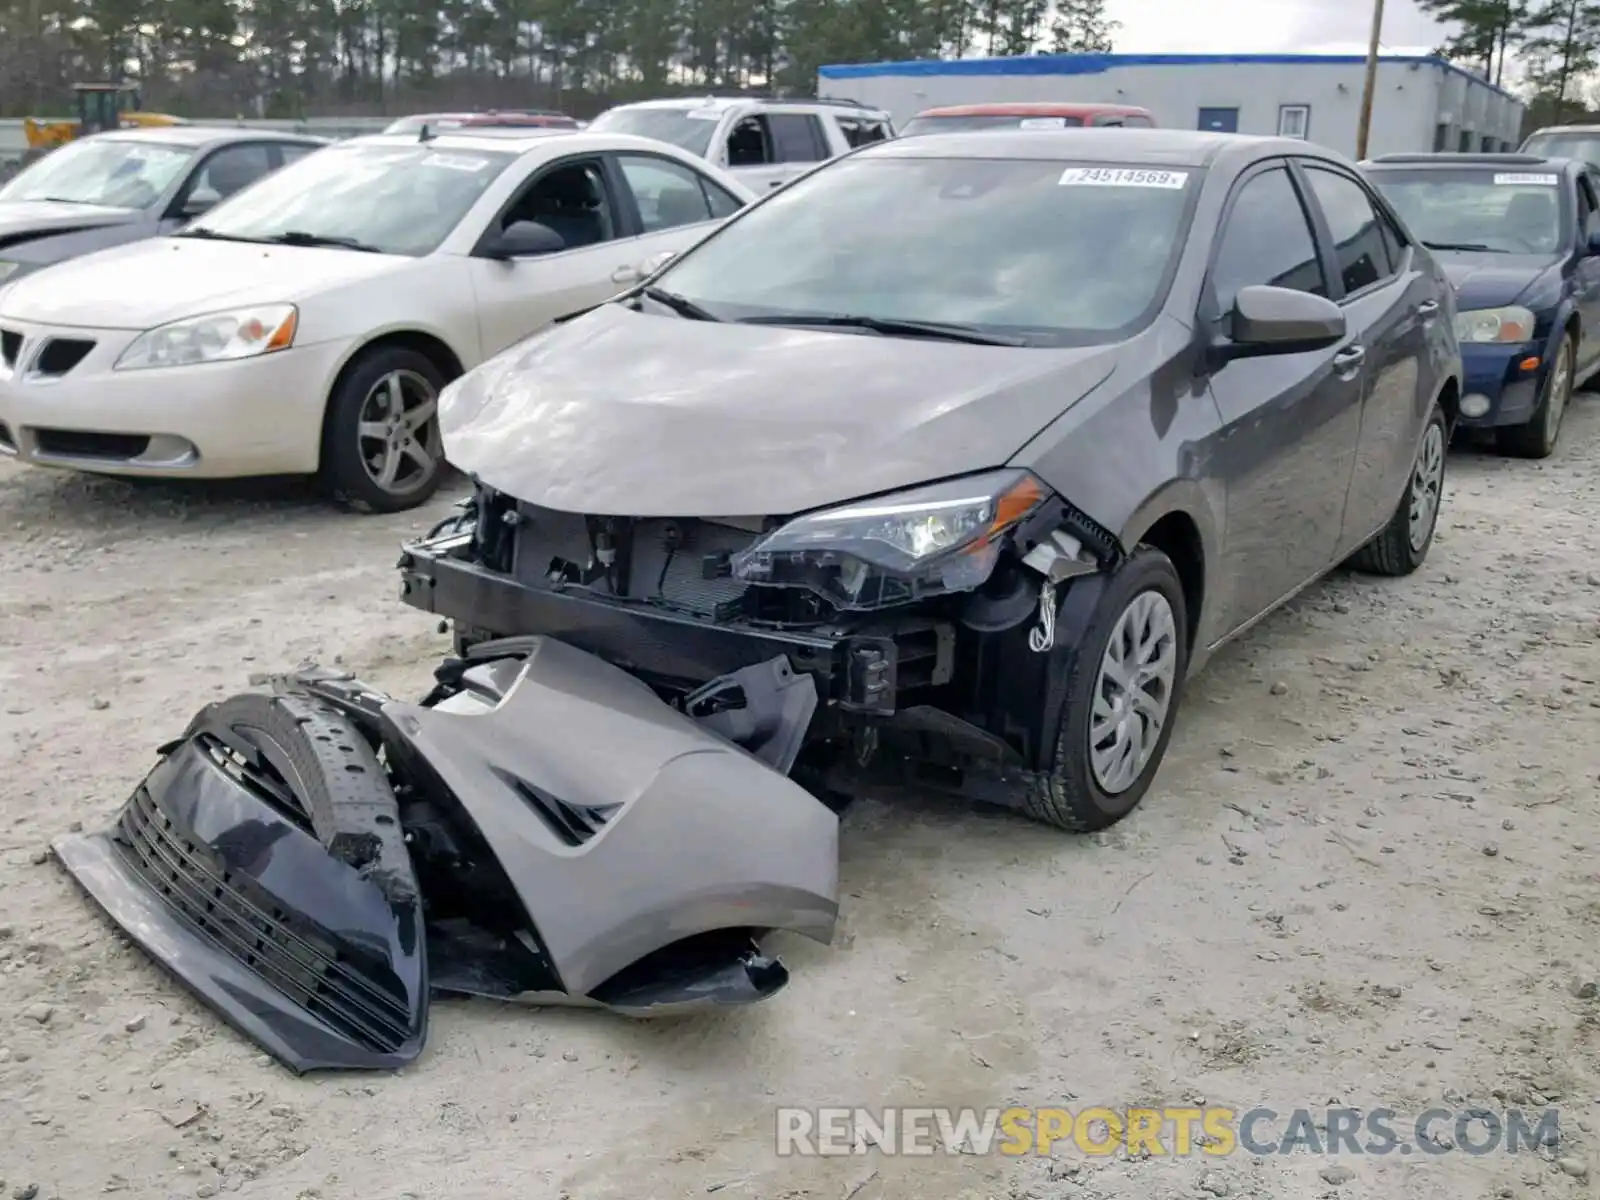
left=1059, top=167, right=1188, bottom=188
left=1019, top=117, right=1068, bottom=129
left=685, top=109, right=724, bottom=121
left=1494, top=173, right=1558, bottom=185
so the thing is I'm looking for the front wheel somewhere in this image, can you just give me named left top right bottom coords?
left=1497, top=333, right=1572, bottom=459
left=320, top=346, right=449, bottom=514
left=1022, top=547, right=1189, bottom=832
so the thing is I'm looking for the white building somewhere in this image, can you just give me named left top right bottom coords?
left=816, top=53, right=1526, bottom=160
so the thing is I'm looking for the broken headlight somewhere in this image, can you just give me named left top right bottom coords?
left=729, top=469, right=1049, bottom=612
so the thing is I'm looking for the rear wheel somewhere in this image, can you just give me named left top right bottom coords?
left=1346, top=402, right=1447, bottom=577
left=1022, top=548, right=1188, bottom=832
left=1497, top=333, right=1572, bottom=459
left=320, top=346, right=448, bottom=513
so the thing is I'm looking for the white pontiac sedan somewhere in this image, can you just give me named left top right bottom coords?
left=0, top=128, right=755, bottom=511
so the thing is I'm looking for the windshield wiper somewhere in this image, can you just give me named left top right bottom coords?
left=265, top=231, right=383, bottom=253
left=1422, top=240, right=1507, bottom=253
left=639, top=285, right=721, bottom=322
left=174, top=227, right=252, bottom=241
left=737, top=312, right=1027, bottom=346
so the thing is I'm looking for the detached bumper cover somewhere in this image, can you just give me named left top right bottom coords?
left=54, top=734, right=426, bottom=1073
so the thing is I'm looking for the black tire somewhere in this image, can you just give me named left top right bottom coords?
left=1497, top=332, right=1572, bottom=459
left=1346, top=402, right=1447, bottom=576
left=320, top=345, right=449, bottom=514
left=1022, top=547, right=1189, bottom=832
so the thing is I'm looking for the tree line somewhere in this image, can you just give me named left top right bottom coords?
left=0, top=0, right=1116, bottom=121
left=1423, top=0, right=1600, bottom=122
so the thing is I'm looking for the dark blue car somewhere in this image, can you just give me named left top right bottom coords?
left=1362, top=152, right=1600, bottom=457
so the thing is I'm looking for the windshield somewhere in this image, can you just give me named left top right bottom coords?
left=901, top=114, right=1086, bottom=136
left=1521, top=133, right=1600, bottom=167
left=652, top=156, right=1197, bottom=345
left=1370, top=169, right=1567, bottom=254
left=0, top=138, right=195, bottom=209
left=588, top=107, right=719, bottom=157
left=187, top=142, right=517, bottom=256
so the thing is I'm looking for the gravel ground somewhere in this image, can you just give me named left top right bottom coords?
left=0, top=400, right=1598, bottom=1200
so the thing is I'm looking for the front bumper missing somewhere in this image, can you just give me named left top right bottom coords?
left=56, top=637, right=842, bottom=1073
left=397, top=532, right=953, bottom=715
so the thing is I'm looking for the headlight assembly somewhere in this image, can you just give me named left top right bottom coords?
left=114, top=304, right=298, bottom=371
left=1455, top=305, right=1535, bottom=344
left=729, top=468, right=1050, bottom=611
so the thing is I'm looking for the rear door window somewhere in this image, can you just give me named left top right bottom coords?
left=1302, top=165, right=1396, bottom=293
left=767, top=114, right=828, bottom=163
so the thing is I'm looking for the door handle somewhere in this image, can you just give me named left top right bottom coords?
left=1333, top=345, right=1366, bottom=372
left=1415, top=299, right=1440, bottom=317
left=611, top=265, right=640, bottom=284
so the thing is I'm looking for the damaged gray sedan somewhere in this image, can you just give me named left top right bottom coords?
left=54, top=128, right=1459, bottom=1074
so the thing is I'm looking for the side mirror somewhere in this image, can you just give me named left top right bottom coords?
left=484, top=220, right=566, bottom=260
left=181, top=189, right=219, bottom=218
left=1209, top=285, right=1347, bottom=366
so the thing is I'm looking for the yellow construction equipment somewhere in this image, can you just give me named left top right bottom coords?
left=23, top=82, right=187, bottom=151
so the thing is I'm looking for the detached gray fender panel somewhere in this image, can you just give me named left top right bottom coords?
left=379, top=636, right=839, bottom=997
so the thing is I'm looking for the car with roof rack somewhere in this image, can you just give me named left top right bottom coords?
left=1362, top=150, right=1600, bottom=457
left=899, top=102, right=1156, bottom=137
left=382, top=110, right=580, bottom=135
left=588, top=96, right=894, bottom=193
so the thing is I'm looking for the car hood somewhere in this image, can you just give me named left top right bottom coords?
left=440, top=302, right=1121, bottom=516
left=0, top=200, right=139, bottom=250
left=1438, top=251, right=1561, bottom=310
left=0, top=236, right=410, bottom=329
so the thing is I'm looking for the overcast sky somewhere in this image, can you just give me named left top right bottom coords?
left=1106, top=0, right=1441, bottom=57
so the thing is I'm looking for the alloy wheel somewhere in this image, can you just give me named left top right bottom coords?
left=357, top=369, right=441, bottom=497
left=1407, top=421, right=1445, bottom=553
left=1089, top=589, right=1179, bottom=795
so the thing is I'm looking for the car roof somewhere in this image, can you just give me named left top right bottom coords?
left=605, top=95, right=886, bottom=116
left=865, top=127, right=1334, bottom=169
left=91, top=125, right=329, bottom=148
left=390, top=111, right=576, bottom=125
left=913, top=102, right=1152, bottom=118
left=1364, top=152, right=1573, bottom=172
left=342, top=128, right=732, bottom=161
left=1527, top=125, right=1600, bottom=135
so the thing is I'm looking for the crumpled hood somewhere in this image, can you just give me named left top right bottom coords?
left=0, top=235, right=410, bottom=329
left=0, top=200, right=137, bottom=250
left=1440, top=252, right=1560, bottom=311
left=441, top=303, right=1120, bottom=516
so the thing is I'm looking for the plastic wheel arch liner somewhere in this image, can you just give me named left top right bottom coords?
left=52, top=690, right=427, bottom=1074
left=381, top=636, right=841, bottom=999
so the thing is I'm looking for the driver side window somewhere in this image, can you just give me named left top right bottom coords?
left=1209, top=166, right=1328, bottom=316
left=496, top=159, right=618, bottom=254
left=1579, top=174, right=1600, bottom=241
left=175, top=144, right=274, bottom=215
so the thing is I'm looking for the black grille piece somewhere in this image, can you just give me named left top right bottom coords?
left=113, top=785, right=414, bottom=1055
left=33, top=429, right=150, bottom=460
left=33, top=338, right=93, bottom=376
left=0, top=329, right=19, bottom=367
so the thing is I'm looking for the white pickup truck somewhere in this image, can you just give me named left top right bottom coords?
left=587, top=96, right=895, bottom=193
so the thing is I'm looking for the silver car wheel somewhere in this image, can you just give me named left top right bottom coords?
left=1089, top=589, right=1179, bottom=795
left=357, top=369, right=441, bottom=496
left=1407, top=421, right=1445, bottom=553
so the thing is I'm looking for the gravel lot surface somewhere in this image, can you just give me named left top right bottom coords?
left=1, top=399, right=1597, bottom=1200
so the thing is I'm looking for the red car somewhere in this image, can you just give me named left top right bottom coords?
left=382, top=110, right=580, bottom=135
left=899, top=102, right=1156, bottom=137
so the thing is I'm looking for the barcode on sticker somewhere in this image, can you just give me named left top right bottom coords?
left=1019, top=117, right=1068, bottom=129
left=685, top=109, right=723, bottom=121
left=1494, top=172, right=1558, bottom=185
left=1059, top=167, right=1188, bottom=188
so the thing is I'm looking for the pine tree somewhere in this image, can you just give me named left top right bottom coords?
left=1415, top=0, right=1532, bottom=85
left=1047, top=0, right=1116, bottom=53
left=1522, top=0, right=1600, bottom=121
